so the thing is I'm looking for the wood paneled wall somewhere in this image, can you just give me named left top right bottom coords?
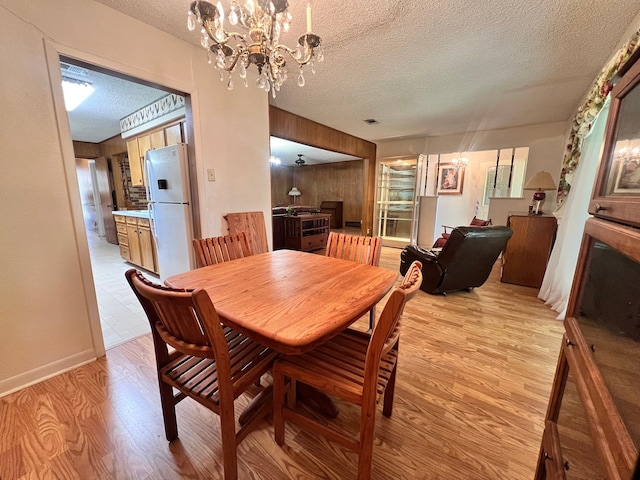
left=72, top=141, right=101, bottom=158
left=270, top=165, right=294, bottom=206
left=270, top=162, right=364, bottom=225
left=99, top=134, right=127, bottom=158
left=72, top=135, right=128, bottom=159
left=270, top=106, right=377, bottom=235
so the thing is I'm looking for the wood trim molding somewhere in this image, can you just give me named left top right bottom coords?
left=269, top=106, right=377, bottom=235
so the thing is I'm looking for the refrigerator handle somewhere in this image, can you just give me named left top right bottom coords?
left=148, top=202, right=158, bottom=241
left=144, top=152, right=151, bottom=203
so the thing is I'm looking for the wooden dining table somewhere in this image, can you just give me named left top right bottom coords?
left=165, top=249, right=397, bottom=423
left=165, top=249, right=398, bottom=356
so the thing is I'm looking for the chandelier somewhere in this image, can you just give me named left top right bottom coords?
left=616, top=144, right=640, bottom=164
left=451, top=155, right=468, bottom=169
left=187, top=0, right=323, bottom=97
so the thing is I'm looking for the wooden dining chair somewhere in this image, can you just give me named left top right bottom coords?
left=325, top=232, right=382, bottom=330
left=125, top=269, right=277, bottom=480
left=193, top=232, right=253, bottom=268
left=273, top=260, right=423, bottom=480
left=224, top=211, right=269, bottom=254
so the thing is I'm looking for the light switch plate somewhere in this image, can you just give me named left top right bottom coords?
left=207, top=169, right=215, bottom=181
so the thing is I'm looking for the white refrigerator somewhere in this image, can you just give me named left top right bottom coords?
left=145, top=143, right=194, bottom=281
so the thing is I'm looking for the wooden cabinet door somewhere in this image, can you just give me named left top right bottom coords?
left=150, top=130, right=166, bottom=150
left=137, top=134, right=151, bottom=159
left=138, top=225, right=156, bottom=272
left=164, top=123, right=183, bottom=145
left=126, top=139, right=144, bottom=186
left=501, top=214, right=556, bottom=288
left=126, top=224, right=142, bottom=266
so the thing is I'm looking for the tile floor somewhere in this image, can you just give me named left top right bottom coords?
left=86, top=230, right=156, bottom=349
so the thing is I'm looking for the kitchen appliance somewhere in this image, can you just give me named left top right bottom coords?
left=145, top=143, right=194, bottom=281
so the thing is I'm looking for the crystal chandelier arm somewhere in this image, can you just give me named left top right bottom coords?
left=274, top=44, right=314, bottom=66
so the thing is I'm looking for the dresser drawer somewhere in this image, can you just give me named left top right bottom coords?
left=119, top=245, right=130, bottom=261
left=117, top=233, right=129, bottom=246
left=137, top=217, right=150, bottom=227
left=114, top=214, right=126, bottom=224
left=126, top=216, right=138, bottom=225
left=116, top=223, right=128, bottom=234
left=302, top=233, right=328, bottom=251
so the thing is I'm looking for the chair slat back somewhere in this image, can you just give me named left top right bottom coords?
left=126, top=270, right=230, bottom=365
left=225, top=211, right=269, bottom=254
left=193, top=232, right=252, bottom=268
left=364, top=261, right=422, bottom=395
left=326, top=232, right=382, bottom=266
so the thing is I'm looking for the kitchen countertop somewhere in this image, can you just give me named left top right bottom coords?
left=112, top=210, right=150, bottom=218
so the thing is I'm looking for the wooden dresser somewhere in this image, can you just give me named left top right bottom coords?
left=283, top=214, right=331, bottom=252
left=535, top=52, right=640, bottom=479
left=501, top=213, right=557, bottom=288
left=320, top=201, right=343, bottom=229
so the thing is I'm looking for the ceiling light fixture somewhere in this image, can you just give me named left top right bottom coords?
left=187, top=0, right=324, bottom=97
left=270, top=155, right=281, bottom=165
left=61, top=77, right=94, bottom=111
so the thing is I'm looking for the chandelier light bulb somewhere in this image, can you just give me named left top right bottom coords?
left=188, top=0, right=323, bottom=96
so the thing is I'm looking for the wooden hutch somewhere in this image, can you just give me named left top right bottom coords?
left=535, top=53, right=640, bottom=478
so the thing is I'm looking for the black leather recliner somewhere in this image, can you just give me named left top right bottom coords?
left=399, top=226, right=513, bottom=295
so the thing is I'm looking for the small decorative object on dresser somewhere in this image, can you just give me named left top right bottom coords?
left=523, top=170, right=557, bottom=214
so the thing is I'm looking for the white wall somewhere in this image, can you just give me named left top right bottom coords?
left=377, top=122, right=568, bottom=238
left=0, top=0, right=271, bottom=396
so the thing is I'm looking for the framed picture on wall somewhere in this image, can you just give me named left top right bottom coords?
left=613, top=159, right=640, bottom=194
left=437, top=164, right=464, bottom=195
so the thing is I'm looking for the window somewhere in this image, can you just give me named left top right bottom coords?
left=482, top=148, right=528, bottom=206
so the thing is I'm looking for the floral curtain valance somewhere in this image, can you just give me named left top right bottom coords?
left=556, top=29, right=640, bottom=209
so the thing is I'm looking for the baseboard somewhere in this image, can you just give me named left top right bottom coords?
left=0, top=349, right=97, bottom=398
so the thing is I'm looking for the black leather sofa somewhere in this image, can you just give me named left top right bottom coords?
left=399, top=225, right=513, bottom=295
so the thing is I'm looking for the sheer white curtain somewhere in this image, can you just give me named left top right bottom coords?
left=539, top=97, right=611, bottom=320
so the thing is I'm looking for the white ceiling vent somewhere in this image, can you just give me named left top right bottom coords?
left=60, top=62, right=89, bottom=77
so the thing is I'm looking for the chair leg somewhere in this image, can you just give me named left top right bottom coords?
left=219, top=405, right=238, bottom=480
left=159, top=380, right=178, bottom=441
left=368, top=307, right=376, bottom=332
left=357, top=405, right=377, bottom=480
left=273, top=363, right=286, bottom=446
left=382, top=362, right=397, bottom=418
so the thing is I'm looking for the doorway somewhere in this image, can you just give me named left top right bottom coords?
left=61, top=57, right=188, bottom=349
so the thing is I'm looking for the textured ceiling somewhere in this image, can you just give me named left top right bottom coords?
left=89, top=0, right=640, bottom=145
left=62, top=61, right=168, bottom=143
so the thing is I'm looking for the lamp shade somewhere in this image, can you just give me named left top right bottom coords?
left=288, top=187, right=301, bottom=196
left=523, top=171, right=556, bottom=191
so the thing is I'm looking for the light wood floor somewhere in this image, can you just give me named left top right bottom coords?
left=0, top=247, right=564, bottom=479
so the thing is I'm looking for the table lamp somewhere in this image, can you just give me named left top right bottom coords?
left=288, top=187, right=301, bottom=205
left=523, top=171, right=556, bottom=215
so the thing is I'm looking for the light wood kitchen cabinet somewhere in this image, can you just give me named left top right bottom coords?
left=137, top=217, right=156, bottom=272
left=126, top=219, right=142, bottom=266
left=125, top=120, right=186, bottom=187
left=164, top=123, right=183, bottom=145
left=126, top=138, right=144, bottom=187
left=114, top=213, right=157, bottom=274
left=150, top=129, right=166, bottom=149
